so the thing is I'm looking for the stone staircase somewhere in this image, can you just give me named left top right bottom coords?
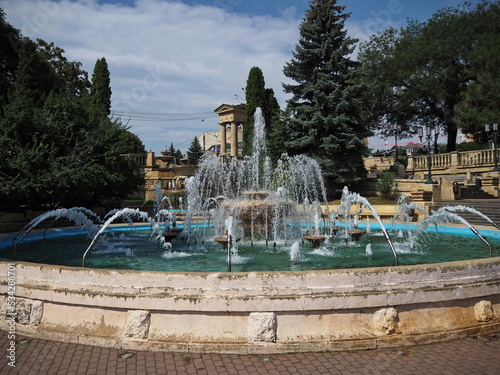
left=438, top=199, right=500, bottom=228
left=459, top=186, right=497, bottom=200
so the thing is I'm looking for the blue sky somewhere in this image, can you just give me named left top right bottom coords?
left=0, top=0, right=481, bottom=152
left=97, top=0, right=468, bottom=21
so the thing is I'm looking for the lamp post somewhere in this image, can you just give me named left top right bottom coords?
left=418, top=124, right=440, bottom=184
left=485, top=123, right=500, bottom=172
left=393, top=124, right=402, bottom=165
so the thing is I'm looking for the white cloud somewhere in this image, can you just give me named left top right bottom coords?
left=1, top=0, right=302, bottom=152
left=1, top=0, right=474, bottom=152
left=277, top=4, right=299, bottom=20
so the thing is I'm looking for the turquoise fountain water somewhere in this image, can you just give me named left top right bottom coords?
left=2, top=108, right=499, bottom=271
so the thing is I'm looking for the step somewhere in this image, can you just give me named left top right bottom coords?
left=460, top=186, right=496, bottom=199
left=438, top=199, right=500, bottom=227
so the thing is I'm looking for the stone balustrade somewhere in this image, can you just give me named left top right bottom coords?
left=407, top=149, right=500, bottom=175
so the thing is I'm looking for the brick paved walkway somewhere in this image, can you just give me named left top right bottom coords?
left=1, top=330, right=499, bottom=374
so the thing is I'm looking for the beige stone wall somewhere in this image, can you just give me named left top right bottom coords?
left=364, top=156, right=394, bottom=172
left=1, top=258, right=499, bottom=353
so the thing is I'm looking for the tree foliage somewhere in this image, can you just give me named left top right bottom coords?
left=90, top=57, right=111, bottom=118
left=0, top=8, right=20, bottom=114
left=282, top=0, right=368, bottom=195
left=186, top=136, right=204, bottom=165
left=263, top=88, right=284, bottom=163
left=244, top=67, right=266, bottom=156
left=243, top=66, right=281, bottom=156
left=376, top=171, right=400, bottom=201
left=454, top=30, right=500, bottom=142
left=0, top=14, right=145, bottom=209
left=358, top=1, right=500, bottom=151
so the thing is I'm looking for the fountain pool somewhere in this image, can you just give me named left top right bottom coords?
left=1, top=209, right=499, bottom=354
left=1, top=222, right=499, bottom=272
left=1, top=107, right=499, bottom=353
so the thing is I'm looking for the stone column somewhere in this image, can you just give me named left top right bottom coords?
left=450, top=151, right=459, bottom=174
left=146, top=152, right=155, bottom=168
left=407, top=155, right=414, bottom=173
left=231, top=121, right=238, bottom=157
left=220, top=123, right=227, bottom=154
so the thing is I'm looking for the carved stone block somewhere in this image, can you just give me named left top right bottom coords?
left=13, top=298, right=43, bottom=326
left=474, top=301, right=494, bottom=322
left=372, top=307, right=398, bottom=335
left=124, top=310, right=151, bottom=339
left=248, top=312, right=277, bottom=343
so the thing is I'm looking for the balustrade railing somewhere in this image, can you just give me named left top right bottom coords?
left=408, top=149, right=499, bottom=174
left=458, top=149, right=497, bottom=166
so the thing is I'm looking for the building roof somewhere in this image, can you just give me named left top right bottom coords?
left=213, top=103, right=246, bottom=114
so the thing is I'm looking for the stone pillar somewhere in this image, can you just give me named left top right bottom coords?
left=449, top=151, right=459, bottom=174
left=407, top=155, right=414, bottom=173
left=146, top=152, right=155, bottom=168
left=220, top=124, right=227, bottom=154
left=231, top=121, right=238, bottom=157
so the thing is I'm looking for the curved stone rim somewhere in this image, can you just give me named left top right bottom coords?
left=1, top=256, right=499, bottom=354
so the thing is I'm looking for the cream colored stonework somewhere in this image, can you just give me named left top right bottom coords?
left=372, top=308, right=398, bottom=336
left=124, top=310, right=150, bottom=339
left=248, top=312, right=277, bottom=343
left=14, top=298, right=43, bottom=326
left=1, top=258, right=499, bottom=354
left=474, top=300, right=495, bottom=322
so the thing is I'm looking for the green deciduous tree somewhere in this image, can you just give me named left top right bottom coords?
left=358, top=1, right=500, bottom=151
left=0, top=27, right=144, bottom=209
left=0, top=8, right=20, bottom=115
left=454, top=31, right=500, bottom=142
left=282, top=0, right=368, bottom=195
left=37, top=39, right=90, bottom=98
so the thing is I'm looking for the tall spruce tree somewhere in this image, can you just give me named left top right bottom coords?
left=243, top=67, right=266, bottom=156
left=186, top=136, right=204, bottom=165
left=175, top=148, right=184, bottom=161
left=90, top=57, right=112, bottom=118
left=282, top=0, right=368, bottom=195
left=168, top=143, right=176, bottom=156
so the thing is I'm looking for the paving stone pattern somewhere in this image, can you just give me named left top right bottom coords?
left=1, top=330, right=499, bottom=375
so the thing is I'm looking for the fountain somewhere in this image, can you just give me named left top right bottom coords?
left=303, top=207, right=327, bottom=248
left=183, top=108, right=329, bottom=253
left=0, top=108, right=499, bottom=354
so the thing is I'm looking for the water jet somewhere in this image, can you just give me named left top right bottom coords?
left=1, top=108, right=499, bottom=354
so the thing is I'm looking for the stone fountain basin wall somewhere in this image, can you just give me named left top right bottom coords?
left=1, top=258, right=499, bottom=354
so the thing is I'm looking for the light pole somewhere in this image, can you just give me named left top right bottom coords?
left=393, top=124, right=402, bottom=165
left=485, top=123, right=500, bottom=172
left=418, top=124, right=440, bottom=184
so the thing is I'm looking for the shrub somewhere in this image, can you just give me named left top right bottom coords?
left=376, top=171, right=400, bottom=200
